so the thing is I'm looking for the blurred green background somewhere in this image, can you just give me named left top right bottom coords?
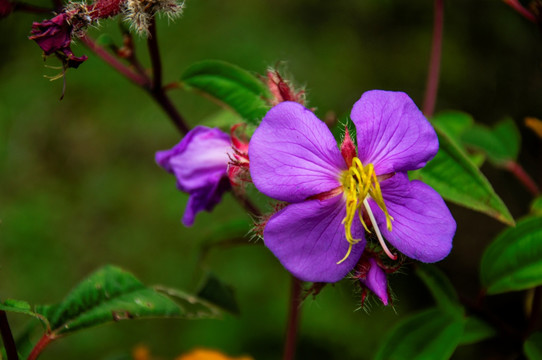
left=1, top=1, right=542, bottom=359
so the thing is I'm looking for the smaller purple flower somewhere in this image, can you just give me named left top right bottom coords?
left=29, top=13, right=88, bottom=68
left=156, top=126, right=232, bottom=226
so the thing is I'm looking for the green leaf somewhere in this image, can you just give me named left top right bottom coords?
left=411, top=128, right=514, bottom=226
left=375, top=308, right=465, bottom=360
left=181, top=60, right=271, bottom=124
left=415, top=264, right=462, bottom=315
left=35, top=265, right=183, bottom=335
left=0, top=300, right=49, bottom=327
left=481, top=216, right=542, bottom=294
left=525, top=332, right=542, bottom=360
left=432, top=112, right=485, bottom=167
left=154, top=286, right=222, bottom=319
left=432, top=111, right=474, bottom=143
left=200, top=109, right=243, bottom=129
left=462, top=118, right=520, bottom=166
left=459, top=316, right=496, bottom=345
left=531, top=197, right=542, bottom=216
left=197, top=273, right=240, bottom=315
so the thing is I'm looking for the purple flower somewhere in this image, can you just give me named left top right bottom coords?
left=156, top=126, right=232, bottom=226
left=29, top=13, right=88, bottom=68
left=249, top=90, right=456, bottom=283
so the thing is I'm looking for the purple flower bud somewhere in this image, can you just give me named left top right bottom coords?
left=156, top=126, right=232, bottom=226
left=359, top=258, right=389, bottom=306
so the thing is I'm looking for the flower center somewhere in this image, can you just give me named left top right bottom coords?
left=338, top=157, right=396, bottom=264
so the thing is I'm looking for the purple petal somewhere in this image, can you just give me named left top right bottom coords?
left=351, top=90, right=438, bottom=174
left=264, top=195, right=365, bottom=282
left=182, top=177, right=230, bottom=227
left=369, top=173, right=456, bottom=262
left=156, top=126, right=231, bottom=226
left=360, top=258, right=389, bottom=306
left=249, top=102, right=346, bottom=203
left=156, top=126, right=231, bottom=193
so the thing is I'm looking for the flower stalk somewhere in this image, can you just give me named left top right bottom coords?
left=504, top=160, right=540, bottom=197
left=423, top=0, right=444, bottom=118
left=283, top=276, right=302, bottom=360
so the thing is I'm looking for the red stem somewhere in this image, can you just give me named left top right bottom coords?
left=283, top=276, right=302, bottom=360
left=504, top=160, right=540, bottom=197
left=27, top=333, right=55, bottom=360
left=422, top=0, right=444, bottom=118
left=503, top=0, right=537, bottom=23
left=79, top=35, right=150, bottom=88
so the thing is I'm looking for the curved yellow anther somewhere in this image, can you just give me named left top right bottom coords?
left=338, top=157, right=395, bottom=264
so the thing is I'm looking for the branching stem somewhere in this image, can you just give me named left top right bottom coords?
left=80, top=35, right=150, bottom=87
left=27, top=333, right=55, bottom=360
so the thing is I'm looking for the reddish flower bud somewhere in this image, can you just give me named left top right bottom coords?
left=89, top=0, right=124, bottom=20
left=227, top=124, right=251, bottom=188
left=340, top=126, right=356, bottom=168
left=266, top=69, right=305, bottom=106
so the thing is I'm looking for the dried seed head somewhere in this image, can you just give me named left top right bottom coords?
left=123, top=0, right=184, bottom=36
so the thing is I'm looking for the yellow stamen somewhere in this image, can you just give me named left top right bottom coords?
left=337, top=157, right=395, bottom=264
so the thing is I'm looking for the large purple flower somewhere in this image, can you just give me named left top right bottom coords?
left=249, top=90, right=456, bottom=283
left=156, top=126, right=232, bottom=226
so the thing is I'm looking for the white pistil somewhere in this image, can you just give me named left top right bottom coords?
left=363, top=198, right=397, bottom=260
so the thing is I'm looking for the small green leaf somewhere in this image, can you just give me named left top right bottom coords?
left=375, top=308, right=465, bottom=360
left=531, top=197, right=542, bottom=216
left=481, top=216, right=542, bottom=294
left=462, top=118, right=520, bottom=166
left=415, top=264, right=462, bottom=315
left=525, top=332, right=542, bottom=360
left=181, top=60, right=271, bottom=124
left=432, top=111, right=474, bottom=143
left=459, top=316, right=496, bottom=345
left=411, top=128, right=514, bottom=226
left=197, top=273, right=240, bottom=315
left=200, top=109, right=243, bottom=129
left=0, top=299, right=48, bottom=327
left=35, top=265, right=183, bottom=335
